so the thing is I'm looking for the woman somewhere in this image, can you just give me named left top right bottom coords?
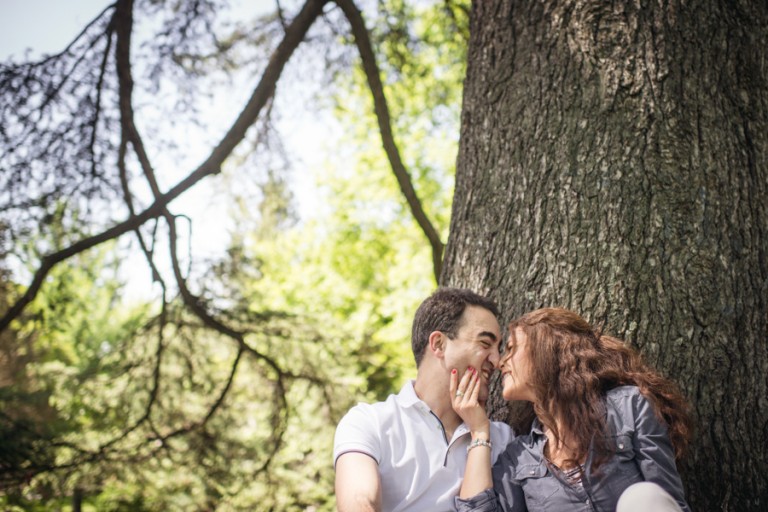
left=451, top=307, right=692, bottom=512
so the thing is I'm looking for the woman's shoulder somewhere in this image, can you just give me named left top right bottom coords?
left=605, top=384, right=642, bottom=401
left=604, top=385, right=655, bottom=427
left=605, top=385, right=651, bottom=412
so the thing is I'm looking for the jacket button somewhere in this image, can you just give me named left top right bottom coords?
left=618, top=443, right=625, bottom=449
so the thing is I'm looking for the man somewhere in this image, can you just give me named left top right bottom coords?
left=334, top=288, right=515, bottom=511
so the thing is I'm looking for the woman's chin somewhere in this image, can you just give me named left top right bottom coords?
left=502, top=386, right=527, bottom=402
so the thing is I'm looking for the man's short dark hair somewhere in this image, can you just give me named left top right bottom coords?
left=411, top=287, right=499, bottom=367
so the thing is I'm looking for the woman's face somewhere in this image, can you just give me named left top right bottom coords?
left=500, top=327, right=536, bottom=402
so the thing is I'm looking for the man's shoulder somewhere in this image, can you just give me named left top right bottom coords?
left=341, top=389, right=403, bottom=420
left=367, top=389, right=404, bottom=410
left=336, top=403, right=378, bottom=433
left=489, top=419, right=514, bottom=433
left=489, top=419, right=516, bottom=446
left=334, top=385, right=416, bottom=465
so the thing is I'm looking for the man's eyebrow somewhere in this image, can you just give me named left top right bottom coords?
left=478, top=331, right=498, bottom=342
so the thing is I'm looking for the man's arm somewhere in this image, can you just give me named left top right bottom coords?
left=335, top=452, right=382, bottom=512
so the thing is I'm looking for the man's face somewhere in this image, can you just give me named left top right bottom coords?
left=442, top=305, right=502, bottom=404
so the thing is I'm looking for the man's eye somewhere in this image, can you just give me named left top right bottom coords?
left=480, top=341, right=491, bottom=348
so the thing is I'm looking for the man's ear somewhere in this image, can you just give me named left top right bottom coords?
left=428, top=331, right=446, bottom=359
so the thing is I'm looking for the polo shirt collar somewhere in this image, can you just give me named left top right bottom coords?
left=396, top=380, right=423, bottom=408
left=397, top=380, right=472, bottom=448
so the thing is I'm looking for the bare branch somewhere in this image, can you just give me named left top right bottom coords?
left=88, top=23, right=114, bottom=180
left=166, top=214, right=285, bottom=378
left=276, top=0, right=289, bottom=30
left=0, top=0, right=330, bottom=334
left=202, top=345, right=244, bottom=425
left=335, top=0, right=445, bottom=282
left=115, top=0, right=163, bottom=197
left=22, top=4, right=117, bottom=68
left=94, top=298, right=168, bottom=454
left=166, top=214, right=289, bottom=474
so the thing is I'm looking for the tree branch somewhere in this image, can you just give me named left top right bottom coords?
left=0, top=0, right=330, bottom=334
left=166, top=214, right=289, bottom=474
left=166, top=214, right=286, bottom=378
left=115, top=0, right=163, bottom=197
left=88, top=21, right=114, bottom=179
left=24, top=4, right=117, bottom=68
left=335, top=0, right=445, bottom=282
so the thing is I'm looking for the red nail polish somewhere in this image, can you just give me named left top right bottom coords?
left=452, top=369, right=457, bottom=374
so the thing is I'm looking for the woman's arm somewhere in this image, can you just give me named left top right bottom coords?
left=452, top=368, right=494, bottom=499
left=631, top=391, right=691, bottom=512
left=452, top=369, right=527, bottom=512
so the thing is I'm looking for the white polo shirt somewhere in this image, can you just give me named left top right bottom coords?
left=333, top=380, right=514, bottom=512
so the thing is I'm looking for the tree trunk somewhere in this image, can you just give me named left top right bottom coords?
left=442, top=1, right=768, bottom=510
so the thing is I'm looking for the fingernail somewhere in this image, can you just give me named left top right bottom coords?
left=468, top=366, right=475, bottom=373
left=451, top=369, right=457, bottom=375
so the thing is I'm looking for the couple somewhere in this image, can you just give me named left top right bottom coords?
left=334, top=288, right=692, bottom=512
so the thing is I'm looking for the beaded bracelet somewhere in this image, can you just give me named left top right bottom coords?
left=467, top=438, right=492, bottom=453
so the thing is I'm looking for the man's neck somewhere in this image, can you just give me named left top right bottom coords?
left=413, top=373, right=462, bottom=438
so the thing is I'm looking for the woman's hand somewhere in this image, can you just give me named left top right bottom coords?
left=452, top=367, right=495, bottom=501
left=451, top=367, right=491, bottom=438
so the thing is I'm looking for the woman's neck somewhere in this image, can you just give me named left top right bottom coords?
left=542, top=417, right=584, bottom=469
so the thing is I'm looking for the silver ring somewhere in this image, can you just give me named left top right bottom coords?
left=456, top=391, right=464, bottom=397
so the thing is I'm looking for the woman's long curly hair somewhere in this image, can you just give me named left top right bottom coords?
left=508, top=307, right=693, bottom=470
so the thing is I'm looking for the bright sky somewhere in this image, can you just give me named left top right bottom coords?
left=0, top=1, right=111, bottom=59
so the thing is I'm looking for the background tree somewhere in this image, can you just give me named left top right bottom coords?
left=441, top=1, right=767, bottom=511
left=1, top=0, right=465, bottom=509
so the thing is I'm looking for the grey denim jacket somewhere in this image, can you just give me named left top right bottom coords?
left=455, top=386, right=690, bottom=512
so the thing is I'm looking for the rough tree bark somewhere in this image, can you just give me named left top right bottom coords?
left=441, top=1, right=768, bottom=511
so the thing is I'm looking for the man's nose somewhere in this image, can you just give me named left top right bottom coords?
left=489, top=349, right=501, bottom=369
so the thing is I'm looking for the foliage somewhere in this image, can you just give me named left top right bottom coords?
left=0, top=0, right=469, bottom=509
